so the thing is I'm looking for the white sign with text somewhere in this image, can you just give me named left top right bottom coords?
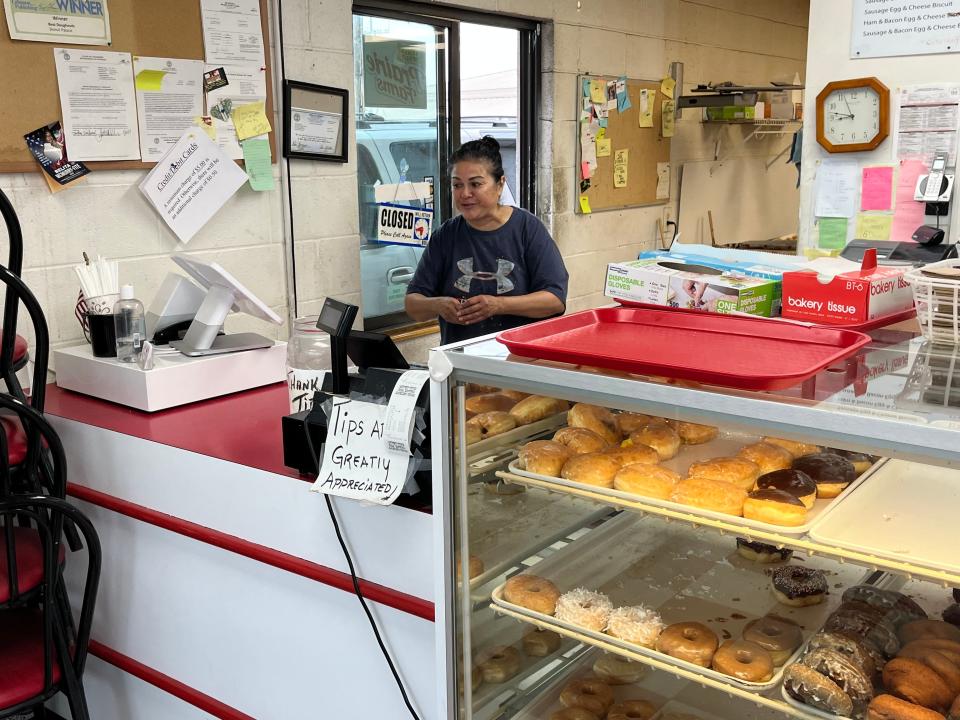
left=852, top=0, right=960, bottom=58
left=377, top=203, right=432, bottom=245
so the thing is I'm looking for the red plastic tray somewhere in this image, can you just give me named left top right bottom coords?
left=497, top=307, right=872, bottom=391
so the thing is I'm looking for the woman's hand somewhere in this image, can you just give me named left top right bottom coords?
left=457, top=295, right=502, bottom=325
left=435, top=297, right=465, bottom=324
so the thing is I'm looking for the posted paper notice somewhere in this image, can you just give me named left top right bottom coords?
left=815, top=159, right=859, bottom=218
left=134, top=57, right=204, bottom=161
left=4, top=0, right=111, bottom=45
left=139, top=130, right=247, bottom=244
left=290, top=108, right=341, bottom=155
left=205, top=63, right=266, bottom=159
left=200, top=0, right=265, bottom=67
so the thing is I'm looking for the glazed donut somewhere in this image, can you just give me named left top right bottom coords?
left=568, top=403, right=620, bottom=445
left=555, top=588, right=613, bottom=632
left=503, top=574, right=561, bottom=615
left=626, top=423, right=680, bottom=460
left=607, top=699, right=657, bottom=720
left=605, top=606, right=664, bottom=647
left=655, top=622, right=719, bottom=668
left=615, top=412, right=654, bottom=436
left=844, top=585, right=927, bottom=626
left=509, top=395, right=569, bottom=425
left=500, top=389, right=530, bottom=402
left=762, top=436, right=821, bottom=458
left=550, top=709, right=600, bottom=720
left=456, top=554, right=484, bottom=581
left=561, top=453, right=622, bottom=488
left=472, top=664, right=482, bottom=691
left=476, top=645, right=522, bottom=683
left=465, top=424, right=482, bottom=445
left=522, top=627, right=562, bottom=657
left=592, top=654, right=647, bottom=685
left=604, top=442, right=659, bottom=467
left=743, top=488, right=808, bottom=527
left=883, top=657, right=953, bottom=712
left=614, top=464, right=681, bottom=500
left=553, top=427, right=612, bottom=455
left=942, top=604, right=960, bottom=627
left=771, top=566, right=827, bottom=607
left=711, top=639, right=774, bottom=682
left=465, top=411, right=517, bottom=442
left=465, top=383, right=499, bottom=395
left=783, top=662, right=855, bottom=717
left=756, top=469, right=818, bottom=509
left=900, top=619, right=960, bottom=646
left=666, top=419, right=719, bottom=445
left=743, top=616, right=803, bottom=665
left=518, top=440, right=573, bottom=477
left=735, top=538, right=793, bottom=564
left=737, top=442, right=793, bottom=475
left=807, top=631, right=878, bottom=679
left=831, top=448, right=876, bottom=475
left=465, top=393, right=517, bottom=416
left=793, top=452, right=856, bottom=498
left=687, top=457, right=760, bottom=491
left=559, top=678, right=615, bottom=716
left=828, top=608, right=901, bottom=658
left=803, top=648, right=875, bottom=715
left=867, top=694, right=948, bottom=720
left=670, top=476, right=747, bottom=516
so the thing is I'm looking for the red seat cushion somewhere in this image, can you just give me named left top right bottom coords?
left=0, top=414, right=27, bottom=466
left=0, top=527, right=65, bottom=603
left=0, top=609, right=61, bottom=708
left=0, top=331, right=28, bottom=365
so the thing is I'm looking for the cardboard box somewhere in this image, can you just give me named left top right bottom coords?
left=604, top=258, right=779, bottom=317
left=781, top=255, right=913, bottom=325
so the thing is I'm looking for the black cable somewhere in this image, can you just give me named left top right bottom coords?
left=275, top=0, right=298, bottom=311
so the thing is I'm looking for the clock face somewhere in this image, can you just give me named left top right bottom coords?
left=824, top=87, right=881, bottom=146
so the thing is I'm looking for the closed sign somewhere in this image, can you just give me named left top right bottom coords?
left=377, top=203, right=432, bottom=246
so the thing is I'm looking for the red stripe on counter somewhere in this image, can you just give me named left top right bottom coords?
left=67, top=483, right=436, bottom=622
left=89, top=641, right=255, bottom=720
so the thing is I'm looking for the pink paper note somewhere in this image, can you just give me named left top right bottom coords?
left=581, top=161, right=591, bottom=180
left=891, top=160, right=927, bottom=242
left=861, top=166, right=894, bottom=211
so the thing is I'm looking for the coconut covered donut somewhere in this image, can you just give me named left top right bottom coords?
left=555, top=588, right=613, bottom=632
left=605, top=606, right=665, bottom=647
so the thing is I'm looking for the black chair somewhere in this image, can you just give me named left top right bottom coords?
left=0, top=496, right=101, bottom=720
left=0, top=189, right=29, bottom=398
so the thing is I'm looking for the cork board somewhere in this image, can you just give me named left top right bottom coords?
left=0, top=0, right=275, bottom=173
left=576, top=75, right=671, bottom=212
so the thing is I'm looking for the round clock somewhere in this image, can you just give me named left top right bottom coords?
left=816, top=77, right=890, bottom=153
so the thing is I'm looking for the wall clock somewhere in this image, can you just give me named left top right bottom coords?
left=816, top=77, right=890, bottom=153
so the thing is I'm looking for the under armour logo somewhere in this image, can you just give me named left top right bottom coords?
left=454, top=258, right=515, bottom=295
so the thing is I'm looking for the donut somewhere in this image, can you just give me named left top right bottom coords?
left=551, top=709, right=600, bottom=720
left=559, top=678, right=615, bottom=716
left=607, top=699, right=657, bottom=720
left=465, top=393, right=517, bottom=416
left=900, top=639, right=960, bottom=671
left=954, top=588, right=960, bottom=604
left=828, top=608, right=901, bottom=658
left=604, top=443, right=659, bottom=467
left=950, top=695, right=960, bottom=720
left=465, top=424, right=482, bottom=445
left=465, top=383, right=499, bottom=395
left=793, top=453, right=856, bottom=498
left=868, top=694, right=948, bottom=720
left=605, top=606, right=664, bottom=647
left=500, top=389, right=529, bottom=402
left=762, top=436, right=821, bottom=458
left=592, top=654, right=646, bottom=685
left=943, top=604, right=960, bottom=627
left=465, top=411, right=517, bottom=442
left=626, top=423, right=680, bottom=460
left=483, top=478, right=525, bottom=495
left=670, top=476, right=747, bottom=516
left=614, top=464, right=681, bottom=500
left=553, top=427, right=612, bottom=455
left=711, top=639, right=774, bottom=682
left=755, top=469, right=818, bottom=508
left=615, top=412, right=654, bottom=436
left=655, top=622, right=719, bottom=667
left=844, top=585, right=927, bottom=627
left=807, top=631, right=878, bottom=679
left=904, top=648, right=960, bottom=696
left=456, top=554, right=484, bottom=581
left=883, top=657, right=953, bottom=712
left=743, top=488, right=809, bottom=527
left=509, top=395, right=569, bottom=425
left=803, top=647, right=875, bottom=715
left=503, top=574, right=561, bottom=615
left=476, top=645, right=521, bottom=683
left=472, top=664, right=482, bottom=691
left=665, top=419, right=719, bottom=444
left=900, top=620, right=960, bottom=646
left=686, top=457, right=760, bottom=491
left=737, top=442, right=794, bottom=474
left=517, top=440, right=573, bottom=477
left=771, top=566, right=827, bottom=607
left=522, top=627, right=561, bottom=657
left=555, top=589, right=613, bottom=632
left=560, top=453, right=622, bottom=488
left=831, top=448, right=876, bottom=475
left=783, top=663, right=855, bottom=717
left=743, top=616, right=803, bottom=665
left=735, top=538, right=793, bottom=563
left=568, top=404, right=620, bottom=445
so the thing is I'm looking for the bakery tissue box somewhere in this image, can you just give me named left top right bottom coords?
left=604, top=258, right=779, bottom=317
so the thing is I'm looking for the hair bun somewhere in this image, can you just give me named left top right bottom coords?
left=480, top=135, right=500, bottom=151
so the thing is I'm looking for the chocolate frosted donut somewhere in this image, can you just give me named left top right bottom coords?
left=807, top=631, right=877, bottom=679
left=954, top=588, right=960, bottom=604
left=802, top=648, right=875, bottom=715
left=943, top=604, right=960, bottom=627
left=827, top=607, right=901, bottom=658
left=735, top=538, right=793, bottom=563
left=843, top=585, right=927, bottom=627
left=743, top=488, right=808, bottom=527
left=783, top=663, right=854, bottom=717
left=756, top=469, right=818, bottom=508
left=793, top=453, right=856, bottom=498
left=772, top=566, right=828, bottom=607
left=830, top=448, right=876, bottom=475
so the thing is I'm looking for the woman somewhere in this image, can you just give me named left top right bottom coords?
left=405, top=136, right=568, bottom=344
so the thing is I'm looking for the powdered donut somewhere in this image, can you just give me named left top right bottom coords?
left=555, top=588, right=613, bottom=632
left=605, top=606, right=665, bottom=647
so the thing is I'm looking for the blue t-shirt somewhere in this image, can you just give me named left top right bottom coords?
left=406, top=208, right=568, bottom=344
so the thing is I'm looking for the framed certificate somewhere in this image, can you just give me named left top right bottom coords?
left=282, top=80, right=348, bottom=163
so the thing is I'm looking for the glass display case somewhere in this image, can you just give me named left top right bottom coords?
left=430, top=326, right=960, bottom=720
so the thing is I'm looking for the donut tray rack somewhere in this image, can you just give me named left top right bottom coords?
left=464, top=411, right=568, bottom=479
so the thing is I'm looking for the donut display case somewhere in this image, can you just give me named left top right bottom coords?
left=430, top=331, right=960, bottom=720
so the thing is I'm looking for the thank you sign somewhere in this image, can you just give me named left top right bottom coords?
left=361, top=36, right=427, bottom=109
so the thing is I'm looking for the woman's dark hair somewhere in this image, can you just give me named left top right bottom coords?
left=450, top=135, right=504, bottom=182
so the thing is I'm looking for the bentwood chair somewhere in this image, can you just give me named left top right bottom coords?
left=0, top=189, right=30, bottom=399
left=0, top=495, right=101, bottom=720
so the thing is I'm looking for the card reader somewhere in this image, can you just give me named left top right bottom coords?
left=840, top=239, right=957, bottom=266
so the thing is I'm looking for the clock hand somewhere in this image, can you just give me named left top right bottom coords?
left=842, top=92, right=855, bottom=119
left=829, top=112, right=855, bottom=119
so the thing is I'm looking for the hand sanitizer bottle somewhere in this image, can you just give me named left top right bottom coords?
left=113, top=285, right=146, bottom=363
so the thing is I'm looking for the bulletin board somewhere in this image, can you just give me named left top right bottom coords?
left=576, top=74, right=672, bottom=212
left=0, top=0, right=275, bottom=173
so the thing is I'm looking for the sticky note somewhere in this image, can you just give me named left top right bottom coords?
left=232, top=100, right=272, bottom=141
left=818, top=217, right=848, bottom=249
left=596, top=128, right=606, bottom=140
left=856, top=213, right=893, bottom=241
left=589, top=79, right=606, bottom=104
left=638, top=89, right=653, bottom=128
left=135, top=70, right=167, bottom=91
left=598, top=117, right=608, bottom=129
left=582, top=77, right=591, bottom=97
left=616, top=76, right=631, bottom=112
left=613, top=149, right=628, bottom=188
left=596, top=138, right=612, bottom=157
left=660, top=76, right=676, bottom=98
left=193, top=116, right=217, bottom=141
left=579, top=195, right=592, bottom=214
left=242, top=137, right=274, bottom=191
left=581, top=161, right=591, bottom=180
left=662, top=100, right=676, bottom=138
left=861, top=165, right=894, bottom=211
